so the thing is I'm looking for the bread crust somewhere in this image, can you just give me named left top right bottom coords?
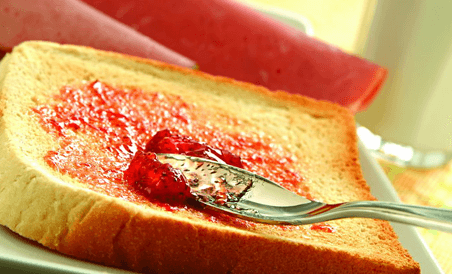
left=0, top=41, right=419, bottom=273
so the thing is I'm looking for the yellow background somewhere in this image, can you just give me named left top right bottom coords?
left=238, top=0, right=377, bottom=54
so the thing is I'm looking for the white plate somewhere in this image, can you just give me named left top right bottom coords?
left=0, top=143, right=443, bottom=273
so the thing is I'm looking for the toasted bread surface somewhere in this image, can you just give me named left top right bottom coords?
left=0, top=41, right=419, bottom=273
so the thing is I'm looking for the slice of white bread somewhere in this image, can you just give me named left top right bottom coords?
left=0, top=41, right=419, bottom=273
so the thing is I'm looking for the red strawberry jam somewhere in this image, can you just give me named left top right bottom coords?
left=310, top=223, right=336, bottom=233
left=124, top=151, right=192, bottom=203
left=125, top=129, right=245, bottom=204
left=145, top=129, right=244, bottom=168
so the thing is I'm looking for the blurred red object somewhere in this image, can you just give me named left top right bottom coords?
left=83, top=0, right=387, bottom=112
left=0, top=0, right=195, bottom=68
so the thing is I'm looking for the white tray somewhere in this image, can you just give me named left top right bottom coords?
left=0, top=143, right=443, bottom=273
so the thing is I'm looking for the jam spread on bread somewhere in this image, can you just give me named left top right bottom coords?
left=33, top=80, right=333, bottom=232
left=310, top=223, right=336, bottom=233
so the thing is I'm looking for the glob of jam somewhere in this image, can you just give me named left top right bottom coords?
left=145, top=129, right=244, bottom=168
left=125, top=129, right=244, bottom=204
left=124, top=151, right=192, bottom=203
